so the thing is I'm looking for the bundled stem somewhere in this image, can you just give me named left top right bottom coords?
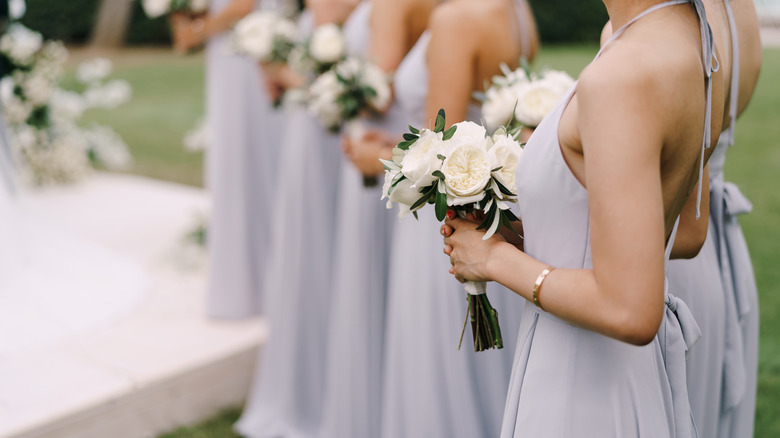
left=459, top=293, right=503, bottom=352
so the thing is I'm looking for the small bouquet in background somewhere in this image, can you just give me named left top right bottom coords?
left=308, top=57, right=391, bottom=186
left=142, top=0, right=208, bottom=18
left=232, top=11, right=299, bottom=64
left=381, top=109, right=524, bottom=351
left=183, top=117, right=210, bottom=152
left=477, top=61, right=575, bottom=133
left=289, top=23, right=346, bottom=77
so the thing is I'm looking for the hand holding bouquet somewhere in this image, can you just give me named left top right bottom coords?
left=381, top=110, right=524, bottom=351
left=478, top=60, right=575, bottom=133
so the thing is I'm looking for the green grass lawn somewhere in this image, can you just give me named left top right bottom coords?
left=79, top=45, right=778, bottom=437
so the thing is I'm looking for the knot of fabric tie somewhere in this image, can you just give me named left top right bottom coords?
left=723, top=182, right=754, bottom=216
left=665, top=293, right=702, bottom=352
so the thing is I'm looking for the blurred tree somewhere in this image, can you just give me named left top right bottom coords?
left=528, top=0, right=608, bottom=44
left=90, top=0, right=134, bottom=48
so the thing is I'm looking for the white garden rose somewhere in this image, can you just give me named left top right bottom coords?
left=233, top=12, right=276, bottom=60
left=142, top=0, right=173, bottom=18
left=76, top=58, right=113, bottom=84
left=382, top=169, right=422, bottom=218
left=482, top=85, right=518, bottom=132
left=541, top=70, right=575, bottom=94
left=363, top=63, right=391, bottom=110
left=513, top=81, right=561, bottom=128
left=22, top=74, right=52, bottom=106
left=9, top=0, right=26, bottom=20
left=308, top=70, right=344, bottom=128
left=309, top=23, right=345, bottom=63
left=488, top=132, right=523, bottom=191
left=50, top=89, right=86, bottom=121
left=441, top=141, right=492, bottom=206
left=400, top=129, right=445, bottom=189
left=275, top=19, right=299, bottom=41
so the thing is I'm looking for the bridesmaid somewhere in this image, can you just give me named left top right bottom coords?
left=667, top=1, right=761, bottom=437
left=345, top=1, right=538, bottom=436
left=173, top=0, right=283, bottom=319
left=320, top=1, right=436, bottom=437
left=442, top=0, right=724, bottom=436
left=233, top=2, right=365, bottom=437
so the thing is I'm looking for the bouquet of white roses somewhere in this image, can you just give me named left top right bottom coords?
left=307, top=57, right=391, bottom=133
left=232, top=11, right=299, bottom=64
left=477, top=61, right=575, bottom=133
left=289, top=23, right=346, bottom=77
left=141, top=0, right=208, bottom=18
left=381, top=109, right=524, bottom=351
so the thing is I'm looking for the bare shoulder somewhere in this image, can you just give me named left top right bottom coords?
left=428, top=0, right=484, bottom=44
left=579, top=36, right=702, bottom=119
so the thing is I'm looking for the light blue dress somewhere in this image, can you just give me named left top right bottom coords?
left=501, top=1, right=713, bottom=436
left=204, top=0, right=282, bottom=319
left=668, top=1, right=758, bottom=436
left=234, top=8, right=361, bottom=438
left=319, top=3, right=408, bottom=438
left=379, top=29, right=526, bottom=438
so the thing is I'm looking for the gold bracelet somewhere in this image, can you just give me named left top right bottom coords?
left=532, top=267, right=555, bottom=311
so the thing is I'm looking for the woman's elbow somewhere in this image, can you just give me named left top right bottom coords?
left=611, top=305, right=664, bottom=346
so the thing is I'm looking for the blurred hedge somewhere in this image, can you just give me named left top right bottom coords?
left=19, top=0, right=171, bottom=45
left=529, top=0, right=609, bottom=44
left=18, top=0, right=607, bottom=46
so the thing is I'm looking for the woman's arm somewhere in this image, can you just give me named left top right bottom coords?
left=444, top=58, right=679, bottom=346
left=173, top=0, right=255, bottom=52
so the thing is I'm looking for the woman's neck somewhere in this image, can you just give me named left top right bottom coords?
left=602, top=0, right=668, bottom=30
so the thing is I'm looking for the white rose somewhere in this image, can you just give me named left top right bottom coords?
left=0, top=77, right=15, bottom=105
left=50, top=89, right=86, bottom=121
left=488, top=133, right=523, bottom=192
left=308, top=70, right=345, bottom=128
left=362, top=63, right=391, bottom=110
left=382, top=171, right=423, bottom=219
left=400, top=129, right=445, bottom=189
left=513, top=81, right=562, bottom=128
left=542, top=70, right=575, bottom=94
left=84, top=80, right=132, bottom=109
left=9, top=0, right=26, bottom=20
left=275, top=19, right=299, bottom=41
left=76, top=58, right=113, bottom=84
left=1, top=24, right=43, bottom=66
left=482, top=85, right=518, bottom=132
left=233, top=12, right=276, bottom=60
left=142, top=0, right=173, bottom=18
left=441, top=138, right=492, bottom=206
left=309, top=23, right=345, bottom=64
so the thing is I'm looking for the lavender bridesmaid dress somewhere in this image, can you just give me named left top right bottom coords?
left=235, top=7, right=366, bottom=437
left=501, top=1, right=714, bottom=436
left=380, top=6, right=533, bottom=432
left=204, top=0, right=282, bottom=318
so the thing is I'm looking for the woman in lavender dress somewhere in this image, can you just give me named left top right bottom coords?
left=443, top=1, right=725, bottom=436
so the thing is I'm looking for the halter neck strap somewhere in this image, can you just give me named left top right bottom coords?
left=665, top=216, right=681, bottom=263
left=595, top=0, right=718, bottom=220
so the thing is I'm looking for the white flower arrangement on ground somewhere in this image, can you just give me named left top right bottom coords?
left=0, top=24, right=133, bottom=185
left=381, top=109, right=524, bottom=352
left=477, top=60, right=575, bottom=133
left=232, top=10, right=299, bottom=64
left=141, top=0, right=208, bottom=18
left=289, top=23, right=346, bottom=77
left=307, top=56, right=391, bottom=133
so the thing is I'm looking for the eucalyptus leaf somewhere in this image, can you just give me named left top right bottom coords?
left=432, top=170, right=445, bottom=180
left=442, top=125, right=457, bottom=141
left=435, top=190, right=448, bottom=221
left=434, top=109, right=446, bottom=132
left=408, top=125, right=420, bottom=134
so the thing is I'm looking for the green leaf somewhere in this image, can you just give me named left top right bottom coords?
left=397, top=139, right=416, bottom=150
left=435, top=190, right=448, bottom=221
left=437, top=154, right=446, bottom=161
left=408, top=125, right=420, bottom=134
left=432, top=170, right=445, bottom=180
left=442, top=125, right=457, bottom=141
left=493, top=178, right=517, bottom=197
left=472, top=91, right=488, bottom=102
left=434, top=108, right=446, bottom=132
left=491, top=166, right=503, bottom=172
left=410, top=184, right=437, bottom=210
left=402, top=132, right=419, bottom=141
left=476, top=204, right=498, bottom=231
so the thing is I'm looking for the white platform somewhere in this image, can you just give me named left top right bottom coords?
left=0, top=174, right=266, bottom=438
